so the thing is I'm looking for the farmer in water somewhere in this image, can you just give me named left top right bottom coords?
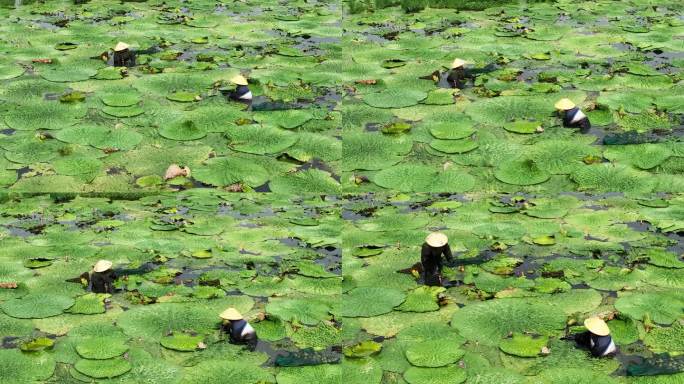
left=421, top=232, right=454, bottom=286
left=226, top=74, right=253, bottom=102
left=555, top=98, right=591, bottom=132
left=574, top=317, right=617, bottom=357
left=447, top=58, right=469, bottom=89
left=220, top=307, right=257, bottom=350
left=90, top=260, right=117, bottom=294
left=111, top=42, right=136, bottom=67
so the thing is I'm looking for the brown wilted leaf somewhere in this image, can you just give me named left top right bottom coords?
left=355, top=79, right=377, bottom=85
left=32, top=58, right=52, bottom=64
left=0, top=282, right=18, bottom=289
left=225, top=183, right=244, bottom=192
left=164, top=164, right=190, bottom=180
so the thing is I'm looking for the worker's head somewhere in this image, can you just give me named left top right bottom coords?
left=229, top=74, right=248, bottom=86
left=451, top=58, right=467, bottom=69
left=554, top=98, right=576, bottom=111
left=113, top=42, right=130, bottom=52
left=425, top=232, right=448, bottom=248
left=220, top=307, right=243, bottom=323
left=93, top=259, right=113, bottom=273
left=584, top=317, right=610, bottom=336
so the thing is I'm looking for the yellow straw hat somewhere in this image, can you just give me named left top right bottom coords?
left=219, top=307, right=243, bottom=321
left=554, top=98, right=576, bottom=111
left=584, top=317, right=610, bottom=336
left=93, top=260, right=113, bottom=273
left=114, top=42, right=130, bottom=52
left=451, top=58, right=468, bottom=69
left=229, top=75, right=248, bottom=86
left=425, top=232, right=448, bottom=247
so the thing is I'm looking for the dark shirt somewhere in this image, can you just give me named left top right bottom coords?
left=112, top=49, right=135, bottom=67
left=575, top=331, right=615, bottom=357
left=421, top=243, right=454, bottom=276
left=90, top=270, right=117, bottom=294
left=447, top=68, right=466, bottom=89
left=562, top=107, right=591, bottom=132
left=222, top=320, right=257, bottom=350
left=229, top=85, right=251, bottom=101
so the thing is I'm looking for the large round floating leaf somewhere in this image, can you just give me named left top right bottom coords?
left=0, top=63, right=25, bottom=80
left=0, top=349, right=56, bottom=382
left=76, top=337, right=129, bottom=359
left=269, top=169, right=341, bottom=194
left=253, top=109, right=314, bottom=129
left=180, top=360, right=274, bottom=384
left=429, top=138, right=479, bottom=154
left=403, top=365, right=467, bottom=384
left=276, top=364, right=342, bottom=384
left=266, top=297, right=332, bottom=326
left=363, top=88, right=427, bottom=108
left=396, top=286, right=445, bottom=313
left=571, top=164, right=654, bottom=193
left=89, top=128, right=143, bottom=150
left=1, top=293, right=74, bottom=319
left=159, top=120, right=207, bottom=141
left=227, top=125, right=297, bottom=155
left=102, top=105, right=145, bottom=118
left=405, top=341, right=465, bottom=368
left=614, top=290, right=684, bottom=325
left=531, top=140, right=600, bottom=175
left=41, top=66, right=97, bottom=82
left=160, top=332, right=204, bottom=352
left=5, top=102, right=85, bottom=130
left=53, top=156, right=103, bottom=176
left=167, top=91, right=200, bottom=102
left=74, top=357, right=131, bottom=379
left=193, top=157, right=269, bottom=187
left=499, top=333, right=548, bottom=357
left=604, top=144, right=673, bottom=170
left=373, top=164, right=474, bottom=193
left=428, top=120, right=476, bottom=140
left=341, top=287, right=406, bottom=317
left=534, top=368, right=621, bottom=384
left=494, top=158, right=550, bottom=185
left=451, top=298, right=566, bottom=346
left=504, top=120, right=542, bottom=134
left=118, top=301, right=251, bottom=341
left=101, top=93, right=141, bottom=107
left=341, top=133, right=413, bottom=171
left=67, top=293, right=107, bottom=315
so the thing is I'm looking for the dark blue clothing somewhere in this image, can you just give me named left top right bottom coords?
left=576, top=331, right=616, bottom=357
left=421, top=243, right=453, bottom=286
left=562, top=107, right=591, bottom=132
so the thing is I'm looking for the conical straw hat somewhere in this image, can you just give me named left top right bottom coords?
left=219, top=307, right=243, bottom=320
left=114, top=42, right=130, bottom=52
left=230, top=75, right=248, bottom=86
left=425, top=232, right=448, bottom=247
left=451, top=58, right=467, bottom=68
left=554, top=98, right=576, bottom=110
left=93, top=260, right=113, bottom=273
left=584, top=317, right=610, bottom=336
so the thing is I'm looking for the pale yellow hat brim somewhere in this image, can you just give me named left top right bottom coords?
left=114, top=42, right=130, bottom=52
left=230, top=75, right=248, bottom=86
left=219, top=307, right=243, bottom=320
left=451, top=58, right=468, bottom=69
left=554, top=98, right=576, bottom=110
left=426, top=232, right=448, bottom=247
left=584, top=317, right=610, bottom=336
left=93, top=260, right=113, bottom=273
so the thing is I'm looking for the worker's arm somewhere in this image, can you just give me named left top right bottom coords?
left=443, top=244, right=454, bottom=263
